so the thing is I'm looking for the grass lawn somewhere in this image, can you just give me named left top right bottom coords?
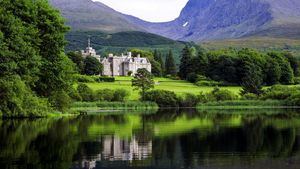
left=84, top=77, right=242, bottom=100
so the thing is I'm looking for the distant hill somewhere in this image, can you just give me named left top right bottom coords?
left=65, top=31, right=186, bottom=62
left=50, top=0, right=300, bottom=42
left=49, top=0, right=143, bottom=33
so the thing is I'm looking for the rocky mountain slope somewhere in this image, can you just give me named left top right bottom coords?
left=50, top=0, right=300, bottom=42
left=127, top=0, right=300, bottom=41
left=49, top=0, right=143, bottom=32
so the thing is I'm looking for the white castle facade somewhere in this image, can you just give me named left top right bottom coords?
left=81, top=38, right=151, bottom=76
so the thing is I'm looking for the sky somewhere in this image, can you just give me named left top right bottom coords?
left=94, top=0, right=189, bottom=22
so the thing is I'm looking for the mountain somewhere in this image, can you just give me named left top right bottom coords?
left=49, top=0, right=143, bottom=32
left=127, top=0, right=300, bottom=41
left=50, top=0, right=300, bottom=42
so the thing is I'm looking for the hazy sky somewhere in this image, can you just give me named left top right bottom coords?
left=94, top=0, right=189, bottom=22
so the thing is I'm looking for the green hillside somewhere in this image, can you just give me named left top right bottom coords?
left=65, top=31, right=186, bottom=62
left=201, top=37, right=300, bottom=57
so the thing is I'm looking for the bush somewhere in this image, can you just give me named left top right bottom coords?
left=77, top=84, right=95, bottom=101
left=73, top=74, right=96, bottom=83
left=97, top=76, right=115, bottom=82
left=294, top=77, right=300, bottom=85
left=209, top=87, right=237, bottom=101
left=95, top=89, right=115, bottom=101
left=69, top=87, right=82, bottom=101
left=179, top=93, right=200, bottom=107
left=113, top=89, right=130, bottom=101
left=241, top=93, right=258, bottom=100
left=0, top=76, right=49, bottom=117
left=144, top=90, right=178, bottom=107
left=286, top=92, right=300, bottom=106
left=49, top=91, right=72, bottom=112
left=260, top=85, right=294, bottom=100
left=187, top=73, right=198, bottom=83
left=195, top=80, right=221, bottom=86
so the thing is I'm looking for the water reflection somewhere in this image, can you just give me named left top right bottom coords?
left=0, top=109, right=300, bottom=169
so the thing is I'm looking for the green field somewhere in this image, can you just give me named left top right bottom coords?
left=84, top=77, right=241, bottom=100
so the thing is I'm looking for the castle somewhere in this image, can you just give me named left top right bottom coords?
left=81, top=38, right=151, bottom=76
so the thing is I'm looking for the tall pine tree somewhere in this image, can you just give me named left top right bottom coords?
left=179, top=46, right=193, bottom=79
left=154, top=50, right=165, bottom=75
left=165, top=50, right=177, bottom=76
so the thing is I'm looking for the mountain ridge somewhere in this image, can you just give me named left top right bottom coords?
left=50, top=0, right=300, bottom=42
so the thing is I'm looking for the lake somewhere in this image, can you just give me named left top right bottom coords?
left=1, top=109, right=300, bottom=169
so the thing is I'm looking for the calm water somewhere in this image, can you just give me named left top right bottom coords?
left=1, top=109, right=300, bottom=169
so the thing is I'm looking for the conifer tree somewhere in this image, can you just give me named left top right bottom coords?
left=179, top=46, right=193, bottom=79
left=165, top=50, right=177, bottom=76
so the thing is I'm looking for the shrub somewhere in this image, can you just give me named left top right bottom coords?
left=179, top=93, right=200, bottom=107
left=187, top=73, right=198, bottom=83
left=73, top=74, right=95, bottom=83
left=197, top=92, right=210, bottom=103
left=286, top=92, right=300, bottom=106
left=113, top=89, right=130, bottom=101
left=77, top=84, right=95, bottom=101
left=95, top=89, right=115, bottom=101
left=241, top=93, right=258, bottom=100
left=144, top=90, right=178, bottom=107
left=69, top=87, right=82, bottom=101
left=294, top=77, right=300, bottom=85
left=0, top=76, right=49, bottom=117
left=209, top=87, right=237, bottom=101
left=195, top=80, right=221, bottom=86
left=260, top=85, right=294, bottom=100
left=97, top=76, right=115, bottom=82
left=49, top=91, right=72, bottom=112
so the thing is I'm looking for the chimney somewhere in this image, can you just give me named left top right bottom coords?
left=128, top=52, right=132, bottom=57
left=137, top=54, right=141, bottom=58
left=108, top=53, right=113, bottom=57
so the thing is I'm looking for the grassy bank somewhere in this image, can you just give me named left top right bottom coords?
left=197, top=100, right=291, bottom=110
left=71, top=101, right=158, bottom=112
left=83, top=77, right=241, bottom=100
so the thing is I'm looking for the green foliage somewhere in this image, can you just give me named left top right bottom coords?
left=77, top=83, right=94, bottom=102
left=209, top=87, right=238, bottom=101
left=73, top=74, right=96, bottom=83
left=261, top=85, right=295, bottom=100
left=179, top=46, right=193, bottom=79
left=241, top=56, right=264, bottom=95
left=132, top=68, right=155, bottom=100
left=0, top=0, right=76, bottom=115
left=178, top=93, right=200, bottom=107
left=113, top=89, right=130, bottom=102
left=0, top=76, right=49, bottom=117
left=144, top=90, right=178, bottom=107
left=95, top=89, right=114, bottom=101
left=67, top=52, right=84, bottom=73
left=83, top=56, right=103, bottom=75
left=49, top=91, right=72, bottom=112
left=241, top=93, right=259, bottom=100
left=154, top=50, right=165, bottom=75
left=285, top=92, right=300, bottom=106
left=165, top=50, right=177, bottom=76
left=186, top=72, right=198, bottom=83
left=195, top=80, right=221, bottom=87
left=98, top=76, right=115, bottom=82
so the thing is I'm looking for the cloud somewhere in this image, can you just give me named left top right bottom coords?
left=93, top=0, right=188, bottom=22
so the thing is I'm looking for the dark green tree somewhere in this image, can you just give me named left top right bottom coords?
left=83, top=56, right=103, bottom=75
left=241, top=59, right=264, bottom=95
left=154, top=50, right=165, bottom=75
left=67, top=52, right=84, bottom=73
left=284, top=52, right=299, bottom=77
left=132, top=68, right=154, bottom=100
left=165, top=50, right=177, bottom=76
left=179, top=46, right=193, bottom=79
